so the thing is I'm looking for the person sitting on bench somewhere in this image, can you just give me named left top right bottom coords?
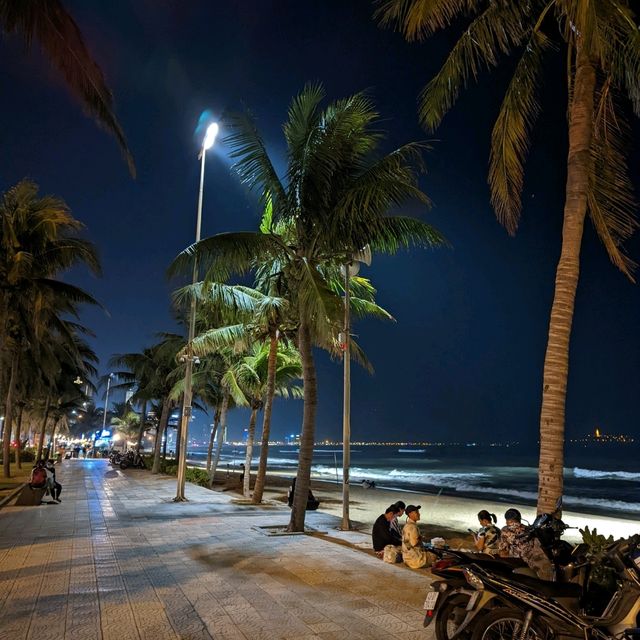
left=287, top=478, right=320, bottom=510
left=29, top=462, right=47, bottom=489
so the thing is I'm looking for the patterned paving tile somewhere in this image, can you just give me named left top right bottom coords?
left=0, top=460, right=432, bottom=639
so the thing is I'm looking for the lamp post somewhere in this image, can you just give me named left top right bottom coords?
left=340, top=246, right=371, bottom=530
left=102, top=373, right=114, bottom=432
left=175, top=122, right=219, bottom=502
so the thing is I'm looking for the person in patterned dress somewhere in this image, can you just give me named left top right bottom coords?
left=473, top=510, right=500, bottom=554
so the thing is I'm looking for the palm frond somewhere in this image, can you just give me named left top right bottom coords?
left=222, top=369, right=249, bottom=407
left=366, top=215, right=448, bottom=254
left=0, top=0, right=135, bottom=175
left=374, top=0, right=478, bottom=41
left=418, top=2, right=532, bottom=131
left=168, top=232, right=287, bottom=282
left=283, top=82, right=325, bottom=162
left=191, top=324, right=249, bottom=356
left=349, top=297, right=395, bottom=322
left=297, top=259, right=344, bottom=344
left=224, top=110, right=286, bottom=208
left=489, top=31, right=549, bottom=234
left=587, top=81, right=638, bottom=280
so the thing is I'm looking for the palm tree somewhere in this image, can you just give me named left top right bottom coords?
left=1, top=0, right=135, bottom=174
left=109, top=347, right=159, bottom=452
left=177, top=281, right=296, bottom=501
left=378, top=0, right=640, bottom=513
left=0, top=180, right=101, bottom=476
left=170, top=85, right=445, bottom=530
left=233, top=342, right=302, bottom=497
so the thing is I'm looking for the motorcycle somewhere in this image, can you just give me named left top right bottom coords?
left=109, top=450, right=123, bottom=465
left=424, top=513, right=583, bottom=640
left=454, top=534, right=640, bottom=640
left=119, top=450, right=145, bottom=470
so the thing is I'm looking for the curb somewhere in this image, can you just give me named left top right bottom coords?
left=0, top=482, right=27, bottom=509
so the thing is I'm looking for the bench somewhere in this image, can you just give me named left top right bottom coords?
left=14, top=485, right=47, bottom=506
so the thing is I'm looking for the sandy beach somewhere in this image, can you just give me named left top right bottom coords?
left=208, top=465, right=640, bottom=544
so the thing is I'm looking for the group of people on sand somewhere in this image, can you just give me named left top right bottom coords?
left=29, top=460, right=62, bottom=503
left=372, top=501, right=436, bottom=569
left=372, top=503, right=551, bottom=577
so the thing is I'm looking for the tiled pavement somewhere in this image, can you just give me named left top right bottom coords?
left=0, top=460, right=434, bottom=640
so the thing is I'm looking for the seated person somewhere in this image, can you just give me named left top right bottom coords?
left=390, top=500, right=405, bottom=539
left=29, top=462, right=47, bottom=489
left=372, top=505, right=402, bottom=555
left=361, top=479, right=376, bottom=489
left=401, top=505, right=434, bottom=569
left=287, top=478, right=320, bottom=510
left=473, top=509, right=500, bottom=554
left=499, top=507, right=552, bottom=580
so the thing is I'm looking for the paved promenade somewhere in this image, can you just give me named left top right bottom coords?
left=0, top=460, right=433, bottom=640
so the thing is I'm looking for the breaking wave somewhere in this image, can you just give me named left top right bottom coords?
left=572, top=468, right=640, bottom=481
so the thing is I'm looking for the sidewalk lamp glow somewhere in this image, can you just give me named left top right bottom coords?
left=203, top=122, right=219, bottom=150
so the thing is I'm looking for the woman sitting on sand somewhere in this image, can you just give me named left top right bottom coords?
left=473, top=510, right=500, bottom=554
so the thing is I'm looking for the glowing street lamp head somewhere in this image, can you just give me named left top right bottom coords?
left=203, top=122, right=219, bottom=150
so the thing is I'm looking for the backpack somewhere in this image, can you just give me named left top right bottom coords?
left=383, top=545, right=401, bottom=564
left=31, top=467, right=47, bottom=487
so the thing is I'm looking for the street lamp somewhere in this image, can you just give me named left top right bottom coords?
left=340, top=245, right=371, bottom=530
left=102, top=373, right=114, bottom=432
left=175, top=121, right=219, bottom=502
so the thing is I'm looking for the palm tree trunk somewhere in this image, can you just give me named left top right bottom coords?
left=46, top=420, right=58, bottom=461
left=175, top=399, right=182, bottom=464
left=243, top=405, right=259, bottom=498
left=14, top=404, right=24, bottom=469
left=136, top=400, right=148, bottom=453
left=537, top=47, right=596, bottom=514
left=36, top=395, right=51, bottom=462
left=2, top=351, right=19, bottom=478
left=206, top=409, right=220, bottom=473
left=209, top=390, right=229, bottom=487
left=288, top=321, right=317, bottom=532
left=152, top=397, right=170, bottom=474
left=252, top=333, right=279, bottom=504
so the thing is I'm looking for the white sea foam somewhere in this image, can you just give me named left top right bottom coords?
left=572, top=467, right=640, bottom=481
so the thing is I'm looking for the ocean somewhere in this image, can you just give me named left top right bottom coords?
left=185, top=442, right=640, bottom=519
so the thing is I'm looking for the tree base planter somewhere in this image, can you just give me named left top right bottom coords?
left=252, top=524, right=327, bottom=536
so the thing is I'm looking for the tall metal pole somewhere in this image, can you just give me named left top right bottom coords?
left=341, top=262, right=352, bottom=530
left=101, top=374, right=113, bottom=431
left=174, top=147, right=206, bottom=502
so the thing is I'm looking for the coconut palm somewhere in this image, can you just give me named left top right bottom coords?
left=109, top=347, right=160, bottom=452
left=378, top=0, right=640, bottom=512
left=1, top=0, right=134, bottom=174
left=176, top=281, right=296, bottom=501
left=231, top=341, right=302, bottom=497
left=0, top=181, right=101, bottom=475
left=170, top=84, right=444, bottom=530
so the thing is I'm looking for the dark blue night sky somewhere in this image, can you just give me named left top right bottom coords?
left=1, top=1, right=639, bottom=444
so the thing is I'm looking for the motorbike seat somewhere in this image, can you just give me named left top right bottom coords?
left=507, top=573, right=582, bottom=598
